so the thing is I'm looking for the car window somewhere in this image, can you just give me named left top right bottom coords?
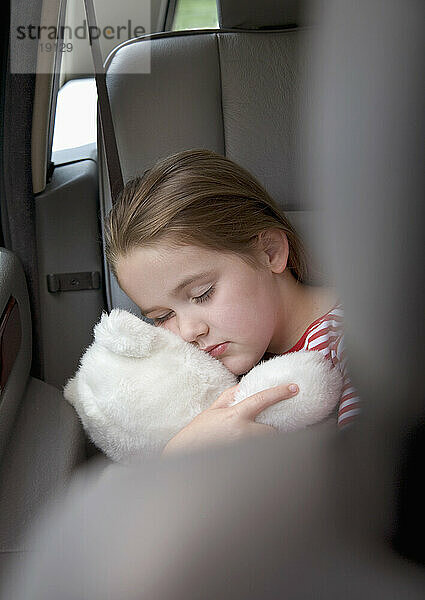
left=172, top=0, right=219, bottom=31
left=52, top=0, right=154, bottom=153
left=52, top=78, right=97, bottom=152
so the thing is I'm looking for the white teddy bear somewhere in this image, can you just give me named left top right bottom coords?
left=64, top=309, right=342, bottom=462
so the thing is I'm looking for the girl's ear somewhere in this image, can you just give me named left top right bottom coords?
left=256, top=228, right=289, bottom=274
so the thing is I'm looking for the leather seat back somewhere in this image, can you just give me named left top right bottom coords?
left=0, top=249, right=32, bottom=459
left=99, top=1, right=320, bottom=312
left=0, top=248, right=86, bottom=582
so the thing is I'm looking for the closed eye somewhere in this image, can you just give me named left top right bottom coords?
left=152, top=312, right=174, bottom=325
left=192, top=285, right=215, bottom=304
left=152, top=285, right=215, bottom=325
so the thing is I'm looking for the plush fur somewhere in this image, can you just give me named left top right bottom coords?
left=233, top=352, right=342, bottom=431
left=64, top=309, right=342, bottom=462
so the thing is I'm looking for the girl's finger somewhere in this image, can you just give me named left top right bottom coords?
left=232, top=383, right=299, bottom=421
left=209, top=385, right=239, bottom=409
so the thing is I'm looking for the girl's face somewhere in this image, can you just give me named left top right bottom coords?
left=116, top=243, right=281, bottom=375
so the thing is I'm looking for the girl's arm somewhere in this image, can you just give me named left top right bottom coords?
left=161, top=383, right=299, bottom=457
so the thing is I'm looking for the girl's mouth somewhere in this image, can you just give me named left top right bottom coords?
left=206, top=342, right=229, bottom=358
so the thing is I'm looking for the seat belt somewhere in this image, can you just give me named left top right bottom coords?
left=83, top=0, right=124, bottom=203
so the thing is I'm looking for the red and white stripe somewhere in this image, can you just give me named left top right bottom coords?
left=284, top=303, right=361, bottom=428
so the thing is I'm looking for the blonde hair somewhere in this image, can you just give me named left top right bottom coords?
left=105, top=149, right=309, bottom=282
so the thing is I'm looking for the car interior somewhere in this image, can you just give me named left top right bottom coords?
left=0, top=0, right=424, bottom=596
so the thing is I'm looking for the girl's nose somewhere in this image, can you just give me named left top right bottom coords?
left=177, top=313, right=209, bottom=344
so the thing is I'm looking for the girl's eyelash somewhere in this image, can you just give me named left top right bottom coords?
left=153, top=314, right=172, bottom=325
left=193, top=285, right=215, bottom=304
left=152, top=285, right=215, bottom=325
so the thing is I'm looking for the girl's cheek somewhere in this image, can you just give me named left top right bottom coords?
left=219, top=302, right=249, bottom=323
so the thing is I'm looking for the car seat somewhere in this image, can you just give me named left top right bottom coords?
left=98, top=0, right=322, bottom=314
left=0, top=248, right=86, bottom=585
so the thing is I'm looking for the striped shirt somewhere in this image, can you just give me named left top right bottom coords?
left=282, top=303, right=361, bottom=428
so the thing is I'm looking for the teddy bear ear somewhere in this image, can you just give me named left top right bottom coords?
left=93, top=309, right=157, bottom=358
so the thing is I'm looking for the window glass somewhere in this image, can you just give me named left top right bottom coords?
left=172, top=0, right=219, bottom=31
left=52, top=78, right=97, bottom=152
left=52, top=0, right=152, bottom=154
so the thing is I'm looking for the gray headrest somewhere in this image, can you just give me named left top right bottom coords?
left=218, top=0, right=304, bottom=29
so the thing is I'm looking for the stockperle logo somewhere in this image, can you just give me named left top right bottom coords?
left=15, top=20, right=146, bottom=41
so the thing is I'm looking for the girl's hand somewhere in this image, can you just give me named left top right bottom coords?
left=161, top=383, right=299, bottom=456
